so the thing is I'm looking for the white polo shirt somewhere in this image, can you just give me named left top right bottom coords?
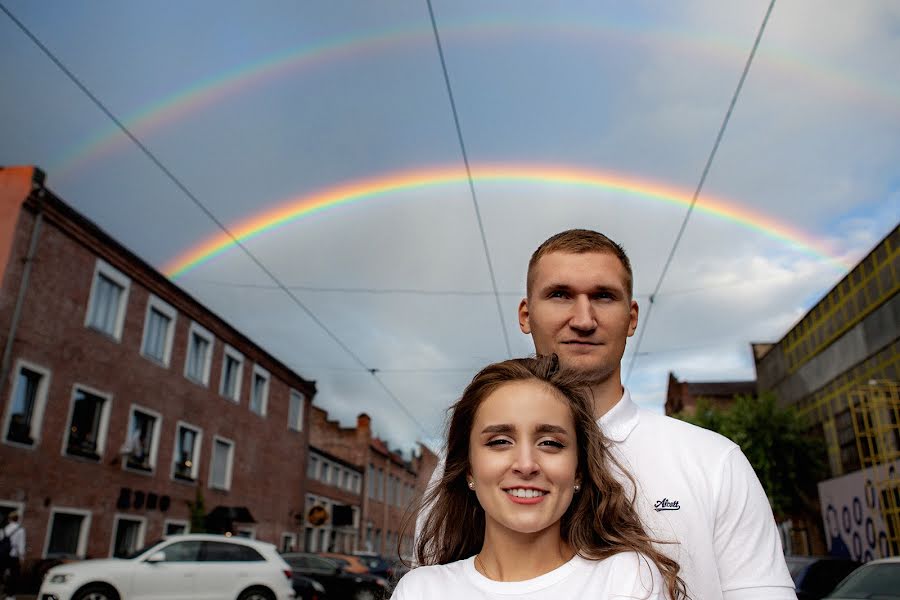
left=416, top=390, right=796, bottom=600
left=600, top=390, right=795, bottom=599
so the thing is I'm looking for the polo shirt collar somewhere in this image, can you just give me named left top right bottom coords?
left=597, top=387, right=639, bottom=442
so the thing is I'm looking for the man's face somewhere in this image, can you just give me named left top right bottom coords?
left=518, top=251, right=638, bottom=380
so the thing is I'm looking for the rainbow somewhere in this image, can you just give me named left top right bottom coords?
left=52, top=18, right=899, bottom=180
left=163, top=164, right=850, bottom=279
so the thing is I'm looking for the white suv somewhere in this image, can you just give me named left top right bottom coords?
left=39, top=534, right=296, bottom=600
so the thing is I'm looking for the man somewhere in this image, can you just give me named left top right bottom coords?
left=1, top=510, right=25, bottom=600
left=419, top=229, right=795, bottom=599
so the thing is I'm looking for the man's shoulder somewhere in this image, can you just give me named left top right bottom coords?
left=634, top=408, right=738, bottom=455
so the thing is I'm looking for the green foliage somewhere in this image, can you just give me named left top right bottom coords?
left=187, top=487, right=207, bottom=533
left=675, top=393, right=826, bottom=518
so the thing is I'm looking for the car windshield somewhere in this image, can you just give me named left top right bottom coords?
left=828, top=563, right=900, bottom=599
left=122, top=539, right=163, bottom=560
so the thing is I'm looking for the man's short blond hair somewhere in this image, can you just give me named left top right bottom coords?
left=526, top=229, right=633, bottom=298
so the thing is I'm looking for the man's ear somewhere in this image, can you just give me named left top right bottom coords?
left=627, top=299, right=639, bottom=337
left=518, top=297, right=531, bottom=334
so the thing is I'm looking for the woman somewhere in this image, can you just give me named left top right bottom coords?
left=393, top=356, right=686, bottom=599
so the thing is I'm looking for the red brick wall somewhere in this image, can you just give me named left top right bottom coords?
left=0, top=199, right=311, bottom=562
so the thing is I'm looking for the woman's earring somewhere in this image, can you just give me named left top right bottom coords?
left=468, top=480, right=475, bottom=490
left=574, top=483, right=581, bottom=492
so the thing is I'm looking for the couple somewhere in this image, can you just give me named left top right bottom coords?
left=391, top=230, right=795, bottom=599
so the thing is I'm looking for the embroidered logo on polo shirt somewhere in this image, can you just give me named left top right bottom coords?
left=654, top=498, right=680, bottom=512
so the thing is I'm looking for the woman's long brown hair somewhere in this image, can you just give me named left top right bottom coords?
left=409, top=355, right=687, bottom=599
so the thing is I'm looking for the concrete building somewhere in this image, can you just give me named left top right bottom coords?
left=664, top=372, right=756, bottom=416
left=0, top=167, right=315, bottom=567
left=754, top=225, right=899, bottom=559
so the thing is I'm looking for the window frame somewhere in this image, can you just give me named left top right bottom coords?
left=219, top=345, right=244, bottom=403
left=140, top=294, right=177, bottom=367
left=62, top=384, right=113, bottom=462
left=163, top=518, right=190, bottom=536
left=171, top=421, right=203, bottom=483
left=249, top=364, right=270, bottom=417
left=84, top=258, right=131, bottom=341
left=281, top=532, right=297, bottom=553
left=109, top=513, right=147, bottom=558
left=2, top=359, right=52, bottom=449
left=184, top=321, right=215, bottom=386
left=288, top=389, right=305, bottom=432
left=122, top=404, right=163, bottom=474
left=209, top=435, right=235, bottom=491
left=308, top=455, right=319, bottom=480
left=43, top=506, right=92, bottom=559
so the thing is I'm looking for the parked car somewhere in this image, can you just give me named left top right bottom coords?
left=321, top=552, right=371, bottom=574
left=39, top=534, right=295, bottom=600
left=824, top=557, right=900, bottom=599
left=292, top=573, right=328, bottom=600
left=350, top=552, right=394, bottom=578
left=785, top=556, right=861, bottom=600
left=282, top=553, right=390, bottom=600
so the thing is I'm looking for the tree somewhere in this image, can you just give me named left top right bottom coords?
left=676, top=393, right=826, bottom=519
left=187, top=487, right=208, bottom=533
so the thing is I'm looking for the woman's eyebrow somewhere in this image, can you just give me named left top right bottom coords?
left=535, top=424, right=569, bottom=435
left=480, top=424, right=514, bottom=434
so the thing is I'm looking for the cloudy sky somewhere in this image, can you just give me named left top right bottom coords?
left=1, top=0, right=898, bottom=453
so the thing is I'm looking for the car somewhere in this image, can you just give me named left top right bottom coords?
left=282, top=553, right=390, bottom=600
left=824, top=556, right=900, bottom=599
left=292, top=573, right=328, bottom=600
left=320, top=552, right=370, bottom=574
left=349, top=553, right=394, bottom=578
left=39, top=533, right=296, bottom=600
left=785, top=556, right=861, bottom=600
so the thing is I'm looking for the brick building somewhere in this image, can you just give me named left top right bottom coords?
left=308, top=408, right=437, bottom=559
left=0, top=167, right=315, bottom=566
left=664, top=372, right=757, bottom=416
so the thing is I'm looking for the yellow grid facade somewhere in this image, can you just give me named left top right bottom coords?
left=782, top=227, right=899, bottom=374
left=849, top=383, right=900, bottom=557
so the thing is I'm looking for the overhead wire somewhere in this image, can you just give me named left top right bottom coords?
left=624, top=0, right=777, bottom=385
left=0, top=2, right=431, bottom=437
left=425, top=0, right=513, bottom=359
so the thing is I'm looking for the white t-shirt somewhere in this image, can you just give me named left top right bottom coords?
left=417, top=390, right=796, bottom=600
left=391, top=551, right=665, bottom=600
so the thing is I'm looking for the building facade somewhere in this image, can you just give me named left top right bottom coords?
left=309, top=409, right=437, bottom=559
left=754, top=225, right=899, bottom=559
left=0, top=167, right=315, bottom=566
left=664, top=372, right=757, bottom=416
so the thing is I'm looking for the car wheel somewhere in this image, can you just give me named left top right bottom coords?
left=353, top=588, right=378, bottom=600
left=237, top=586, right=275, bottom=600
left=72, top=584, right=120, bottom=600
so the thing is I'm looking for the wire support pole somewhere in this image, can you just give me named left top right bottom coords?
left=426, top=0, right=513, bottom=358
left=1, top=2, right=429, bottom=436
left=625, top=0, right=777, bottom=384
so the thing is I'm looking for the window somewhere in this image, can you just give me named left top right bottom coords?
left=321, top=462, right=330, bottom=484
left=250, top=365, right=269, bottom=416
left=351, top=473, right=360, bottom=494
left=3, top=360, right=50, bottom=447
left=111, top=515, right=146, bottom=557
left=164, top=519, right=189, bottom=536
left=308, top=455, right=319, bottom=480
left=281, top=532, right=297, bottom=553
left=368, top=464, right=375, bottom=499
left=184, top=322, right=214, bottom=385
left=159, top=540, right=201, bottom=562
left=377, top=468, right=384, bottom=501
left=202, top=541, right=263, bottom=561
left=44, top=508, right=91, bottom=559
left=123, top=405, right=161, bottom=473
left=85, top=259, right=130, bottom=340
left=64, top=386, right=111, bottom=461
left=341, top=469, right=349, bottom=490
left=172, top=422, right=202, bottom=482
left=141, top=295, right=177, bottom=366
left=210, top=436, right=234, bottom=491
left=288, top=390, right=304, bottom=431
left=220, top=346, right=243, bottom=402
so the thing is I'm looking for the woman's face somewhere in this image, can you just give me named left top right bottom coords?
left=468, top=380, right=580, bottom=537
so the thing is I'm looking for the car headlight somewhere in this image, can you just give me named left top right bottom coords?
left=311, top=580, right=326, bottom=593
left=49, top=573, right=74, bottom=584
